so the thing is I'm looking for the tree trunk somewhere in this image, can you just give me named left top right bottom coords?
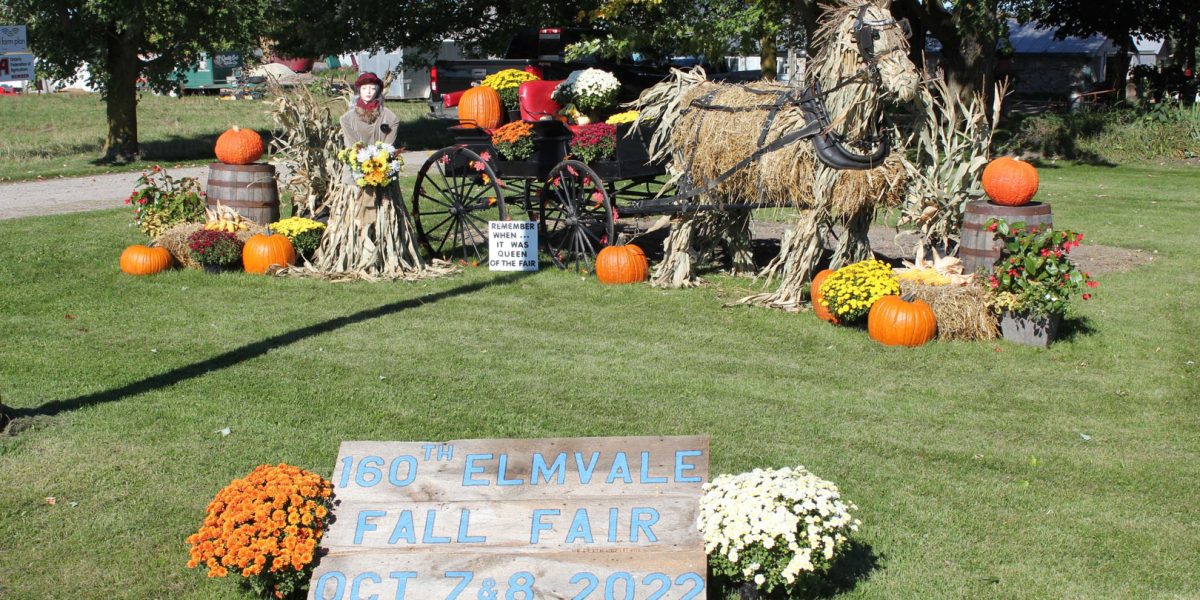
left=103, top=28, right=140, bottom=162
left=939, top=32, right=996, bottom=106
left=1111, top=36, right=1133, bottom=102
left=1182, top=13, right=1198, bottom=107
left=760, top=34, right=778, bottom=81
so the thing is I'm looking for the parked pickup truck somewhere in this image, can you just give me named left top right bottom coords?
left=428, top=28, right=671, bottom=118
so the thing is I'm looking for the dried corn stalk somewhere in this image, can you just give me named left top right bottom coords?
left=899, top=75, right=1006, bottom=253
left=269, top=83, right=346, bottom=218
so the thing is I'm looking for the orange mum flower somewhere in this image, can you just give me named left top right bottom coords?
left=185, top=464, right=334, bottom=599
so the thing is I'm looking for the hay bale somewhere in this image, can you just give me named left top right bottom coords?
left=155, top=222, right=266, bottom=269
left=670, top=81, right=905, bottom=215
left=900, top=280, right=997, bottom=342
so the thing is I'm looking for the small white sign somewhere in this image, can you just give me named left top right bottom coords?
left=0, top=25, right=28, bottom=53
left=0, top=53, right=34, bottom=82
left=488, top=221, right=538, bottom=272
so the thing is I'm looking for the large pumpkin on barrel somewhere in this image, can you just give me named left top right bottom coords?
left=982, top=157, right=1039, bottom=206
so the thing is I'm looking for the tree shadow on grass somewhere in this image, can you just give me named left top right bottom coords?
left=710, top=541, right=883, bottom=599
left=6, top=272, right=530, bottom=427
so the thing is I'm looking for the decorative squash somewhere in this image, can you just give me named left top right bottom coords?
left=120, top=244, right=173, bottom=275
left=868, top=294, right=937, bottom=347
left=596, top=245, right=648, bottom=284
left=982, top=157, right=1039, bottom=206
left=214, top=126, right=265, bottom=165
left=242, top=234, right=296, bottom=274
left=458, top=86, right=503, bottom=129
left=810, top=268, right=838, bottom=324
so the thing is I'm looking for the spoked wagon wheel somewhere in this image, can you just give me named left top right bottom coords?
left=539, top=160, right=614, bottom=273
left=412, top=146, right=507, bottom=265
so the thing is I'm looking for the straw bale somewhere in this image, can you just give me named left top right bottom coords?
left=670, top=82, right=904, bottom=216
left=156, top=222, right=266, bottom=269
left=900, top=280, right=997, bottom=341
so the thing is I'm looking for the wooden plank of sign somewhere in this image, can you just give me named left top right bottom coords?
left=321, top=497, right=701, bottom=551
left=309, top=549, right=707, bottom=600
left=331, top=436, right=709, bottom=503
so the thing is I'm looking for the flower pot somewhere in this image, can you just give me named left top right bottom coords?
left=506, top=109, right=522, bottom=124
left=999, top=310, right=1062, bottom=347
left=202, top=263, right=234, bottom=274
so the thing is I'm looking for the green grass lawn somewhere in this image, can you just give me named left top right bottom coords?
left=0, top=93, right=451, bottom=182
left=1, top=163, right=1198, bottom=599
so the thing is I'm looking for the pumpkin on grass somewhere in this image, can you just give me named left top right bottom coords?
left=458, top=86, right=503, bottom=129
left=596, top=245, right=648, bottom=284
left=215, top=126, right=265, bottom=165
left=120, top=244, right=173, bottom=275
left=810, top=268, right=838, bottom=324
left=868, top=294, right=937, bottom=347
left=242, top=234, right=296, bottom=274
left=982, top=157, right=1039, bottom=206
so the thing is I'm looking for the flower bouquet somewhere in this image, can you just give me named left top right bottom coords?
left=569, top=123, right=617, bottom=163
left=187, top=463, right=334, bottom=599
left=187, top=229, right=244, bottom=271
left=491, top=121, right=535, bottom=160
left=699, top=466, right=861, bottom=594
left=985, top=219, right=1097, bottom=345
left=270, top=217, right=326, bottom=258
left=553, top=68, right=621, bottom=115
left=481, top=68, right=540, bottom=112
left=337, top=141, right=404, bottom=188
left=818, top=259, right=900, bottom=322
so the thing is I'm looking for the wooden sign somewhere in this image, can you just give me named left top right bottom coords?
left=488, top=221, right=538, bottom=271
left=309, top=436, right=709, bottom=600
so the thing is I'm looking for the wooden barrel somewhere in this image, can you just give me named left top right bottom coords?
left=960, top=200, right=1053, bottom=274
left=206, top=163, right=279, bottom=225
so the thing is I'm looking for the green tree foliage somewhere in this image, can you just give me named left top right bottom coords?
left=895, top=0, right=1007, bottom=102
left=0, top=0, right=270, bottom=161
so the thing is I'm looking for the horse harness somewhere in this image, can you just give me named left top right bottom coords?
left=668, top=5, right=911, bottom=205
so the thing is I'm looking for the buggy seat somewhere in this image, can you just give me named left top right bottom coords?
left=518, top=80, right=566, bottom=122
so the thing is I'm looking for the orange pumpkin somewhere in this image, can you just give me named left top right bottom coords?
left=811, top=268, right=839, bottom=324
left=215, top=126, right=265, bottom=165
left=242, top=234, right=296, bottom=274
left=458, top=86, right=503, bottom=129
left=982, top=157, right=1039, bottom=206
left=868, top=294, right=937, bottom=347
left=120, top=244, right=173, bottom=275
left=596, top=245, right=648, bottom=284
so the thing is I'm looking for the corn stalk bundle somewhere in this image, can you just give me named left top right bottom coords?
left=269, top=84, right=344, bottom=219
left=279, top=181, right=455, bottom=282
left=899, top=76, right=1006, bottom=253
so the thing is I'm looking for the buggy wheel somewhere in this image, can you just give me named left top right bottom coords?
left=539, top=160, right=614, bottom=273
left=412, top=146, right=506, bottom=265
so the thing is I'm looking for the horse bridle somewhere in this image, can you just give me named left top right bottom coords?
left=853, top=4, right=912, bottom=77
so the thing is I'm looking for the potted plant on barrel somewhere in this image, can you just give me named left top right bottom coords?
left=187, top=229, right=244, bottom=273
left=985, top=219, right=1098, bottom=346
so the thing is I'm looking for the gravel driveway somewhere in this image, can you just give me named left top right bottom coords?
left=0, top=150, right=434, bottom=221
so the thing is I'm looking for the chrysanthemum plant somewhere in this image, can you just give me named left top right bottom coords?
left=187, top=464, right=334, bottom=599
left=699, top=467, right=861, bottom=594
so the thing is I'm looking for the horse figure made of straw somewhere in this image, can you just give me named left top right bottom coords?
left=634, top=0, right=919, bottom=307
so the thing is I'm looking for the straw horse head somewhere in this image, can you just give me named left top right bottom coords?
left=805, top=0, right=920, bottom=167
